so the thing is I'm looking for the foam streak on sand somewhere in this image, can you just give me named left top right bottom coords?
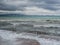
left=0, top=30, right=60, bottom=45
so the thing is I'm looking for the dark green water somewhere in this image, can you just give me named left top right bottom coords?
left=0, top=14, right=60, bottom=20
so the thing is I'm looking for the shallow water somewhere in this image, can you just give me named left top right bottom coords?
left=0, top=30, right=60, bottom=45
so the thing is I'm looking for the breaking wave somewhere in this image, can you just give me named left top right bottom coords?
left=0, top=30, right=60, bottom=45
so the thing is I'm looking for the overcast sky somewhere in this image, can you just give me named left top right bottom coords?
left=0, top=0, right=60, bottom=15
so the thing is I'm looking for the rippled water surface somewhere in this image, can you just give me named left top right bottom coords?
left=0, top=17, right=60, bottom=45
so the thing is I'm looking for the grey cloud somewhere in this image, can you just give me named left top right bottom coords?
left=0, top=0, right=60, bottom=11
left=45, top=0, right=60, bottom=4
left=0, top=0, right=27, bottom=11
left=30, top=0, right=60, bottom=4
left=0, top=4, right=17, bottom=11
left=29, top=0, right=60, bottom=10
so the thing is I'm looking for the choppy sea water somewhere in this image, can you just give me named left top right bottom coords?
left=0, top=15, right=60, bottom=45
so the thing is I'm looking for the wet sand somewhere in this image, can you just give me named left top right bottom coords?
left=15, top=38, right=40, bottom=45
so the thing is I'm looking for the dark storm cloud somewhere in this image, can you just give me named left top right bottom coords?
left=30, top=0, right=60, bottom=4
left=0, top=4, right=17, bottom=11
left=0, top=0, right=60, bottom=11
left=0, top=0, right=27, bottom=11
left=0, top=4, right=26, bottom=11
left=29, top=0, right=60, bottom=10
left=0, top=0, right=16, bottom=11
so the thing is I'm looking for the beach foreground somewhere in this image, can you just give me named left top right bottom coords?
left=0, top=30, right=60, bottom=45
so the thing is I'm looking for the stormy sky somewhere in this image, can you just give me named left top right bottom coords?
left=0, top=0, right=60, bottom=15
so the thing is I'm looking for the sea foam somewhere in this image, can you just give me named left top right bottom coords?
left=0, top=30, right=60, bottom=45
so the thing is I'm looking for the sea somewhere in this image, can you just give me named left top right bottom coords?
left=0, top=14, right=60, bottom=45
left=0, top=15, right=60, bottom=19
left=0, top=14, right=60, bottom=20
